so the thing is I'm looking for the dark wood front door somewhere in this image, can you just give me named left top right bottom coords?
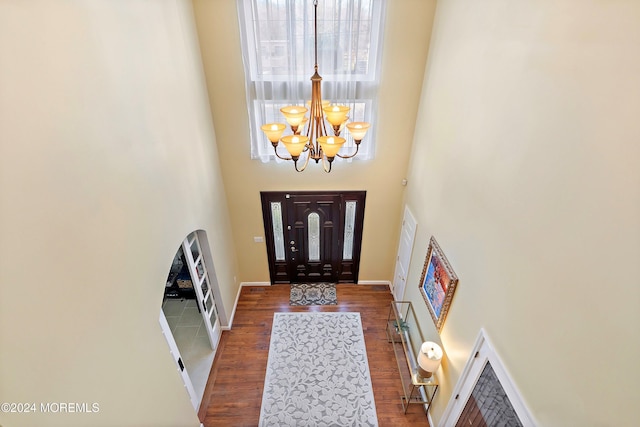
left=288, top=194, right=341, bottom=282
left=260, top=191, right=366, bottom=284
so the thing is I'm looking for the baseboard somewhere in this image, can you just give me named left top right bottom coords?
left=226, top=282, right=272, bottom=329
left=241, top=281, right=272, bottom=286
left=356, top=280, right=392, bottom=289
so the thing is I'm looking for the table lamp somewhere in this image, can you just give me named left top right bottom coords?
left=417, top=341, right=443, bottom=379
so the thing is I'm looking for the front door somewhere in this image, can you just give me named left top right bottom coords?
left=261, top=191, right=366, bottom=284
left=288, top=193, right=342, bottom=282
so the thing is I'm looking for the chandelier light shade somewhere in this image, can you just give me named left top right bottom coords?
left=346, top=122, right=371, bottom=142
left=318, top=136, right=346, bottom=158
left=260, top=0, right=371, bottom=173
left=280, top=135, right=309, bottom=157
left=260, top=123, right=286, bottom=144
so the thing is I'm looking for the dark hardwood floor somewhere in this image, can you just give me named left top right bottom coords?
left=198, top=284, right=431, bottom=426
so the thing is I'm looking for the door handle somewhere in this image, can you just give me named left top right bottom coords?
left=290, top=246, right=298, bottom=252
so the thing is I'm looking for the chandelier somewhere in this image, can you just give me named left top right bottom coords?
left=260, top=0, right=371, bottom=173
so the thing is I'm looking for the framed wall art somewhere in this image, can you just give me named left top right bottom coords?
left=419, top=236, right=459, bottom=332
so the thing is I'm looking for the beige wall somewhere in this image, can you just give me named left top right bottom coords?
left=5, top=0, right=635, bottom=425
left=403, top=0, right=640, bottom=425
left=0, top=1, right=237, bottom=426
left=193, top=0, right=437, bottom=283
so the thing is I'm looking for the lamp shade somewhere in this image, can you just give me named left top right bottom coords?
left=346, top=122, right=370, bottom=142
left=322, top=105, right=350, bottom=126
left=261, top=123, right=286, bottom=143
left=417, top=341, right=443, bottom=378
left=280, top=106, right=308, bottom=127
left=318, top=136, right=346, bottom=158
left=280, top=135, right=309, bottom=157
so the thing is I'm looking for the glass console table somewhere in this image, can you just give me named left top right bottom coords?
left=386, top=301, right=439, bottom=414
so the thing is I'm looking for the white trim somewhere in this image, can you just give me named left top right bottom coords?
left=182, top=234, right=220, bottom=351
left=226, top=282, right=272, bottom=329
left=197, top=230, right=228, bottom=327
left=356, top=280, right=392, bottom=288
left=439, top=329, right=536, bottom=427
left=159, top=311, right=199, bottom=411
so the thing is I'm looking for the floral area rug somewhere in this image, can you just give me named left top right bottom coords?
left=259, top=312, right=378, bottom=427
left=289, top=282, right=337, bottom=306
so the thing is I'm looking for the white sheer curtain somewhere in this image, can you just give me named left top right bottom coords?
left=237, top=0, right=386, bottom=163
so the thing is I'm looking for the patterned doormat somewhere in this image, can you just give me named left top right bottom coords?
left=259, top=312, right=378, bottom=426
left=289, top=283, right=337, bottom=306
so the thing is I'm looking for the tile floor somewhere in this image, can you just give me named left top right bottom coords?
left=162, top=297, right=215, bottom=401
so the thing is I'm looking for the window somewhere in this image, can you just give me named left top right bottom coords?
left=270, top=202, right=285, bottom=261
left=237, top=0, right=386, bottom=162
left=342, top=200, right=356, bottom=260
left=308, top=212, right=320, bottom=261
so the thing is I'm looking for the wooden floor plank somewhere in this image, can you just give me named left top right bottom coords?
left=199, top=284, right=431, bottom=426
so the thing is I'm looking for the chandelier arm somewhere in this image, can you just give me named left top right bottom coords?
left=307, top=109, right=320, bottom=153
left=272, top=145, right=293, bottom=161
left=321, top=154, right=333, bottom=173
left=311, top=113, right=324, bottom=160
left=335, top=143, right=360, bottom=159
left=307, top=55, right=325, bottom=162
left=321, top=116, right=329, bottom=138
left=294, top=149, right=312, bottom=172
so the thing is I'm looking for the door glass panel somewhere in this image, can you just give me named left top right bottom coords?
left=201, top=275, right=209, bottom=298
left=308, top=212, right=320, bottom=261
left=209, top=304, right=218, bottom=329
left=190, top=238, right=200, bottom=263
left=196, top=259, right=205, bottom=281
left=343, top=201, right=357, bottom=260
left=205, top=294, right=214, bottom=314
left=456, top=362, right=523, bottom=427
left=270, top=202, right=286, bottom=261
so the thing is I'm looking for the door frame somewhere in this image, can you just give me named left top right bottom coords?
left=195, top=230, right=228, bottom=328
left=439, top=329, right=536, bottom=426
left=159, top=310, right=200, bottom=411
left=182, top=232, right=221, bottom=350
left=159, top=230, right=227, bottom=413
left=260, top=191, right=366, bottom=284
